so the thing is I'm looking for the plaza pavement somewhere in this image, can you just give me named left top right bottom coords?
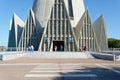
left=0, top=57, right=120, bottom=80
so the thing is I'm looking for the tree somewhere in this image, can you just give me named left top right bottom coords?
left=108, top=38, right=120, bottom=48
left=0, top=46, right=6, bottom=51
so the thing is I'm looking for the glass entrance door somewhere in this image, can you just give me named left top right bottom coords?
left=53, top=41, right=64, bottom=51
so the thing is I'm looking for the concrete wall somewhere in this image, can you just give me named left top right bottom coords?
left=90, top=52, right=113, bottom=60
left=0, top=52, right=26, bottom=61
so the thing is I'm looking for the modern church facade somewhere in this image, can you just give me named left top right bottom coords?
left=8, top=0, right=108, bottom=52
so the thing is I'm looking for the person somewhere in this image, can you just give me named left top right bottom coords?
left=31, top=45, right=34, bottom=51
left=28, top=46, right=31, bottom=51
left=80, top=48, right=82, bottom=52
left=83, top=45, right=86, bottom=51
left=55, top=45, right=57, bottom=51
left=60, top=45, right=63, bottom=51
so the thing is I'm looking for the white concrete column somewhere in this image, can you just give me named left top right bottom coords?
left=44, top=39, right=45, bottom=52
left=60, top=2, right=62, bottom=40
left=88, top=24, right=90, bottom=51
left=68, top=25, right=70, bottom=51
left=83, top=21, right=85, bottom=46
left=56, top=2, right=58, bottom=40
left=27, top=18, right=34, bottom=45
left=52, top=5, right=54, bottom=41
left=72, top=38, right=74, bottom=51
left=85, top=16, right=88, bottom=51
left=48, top=21, right=50, bottom=51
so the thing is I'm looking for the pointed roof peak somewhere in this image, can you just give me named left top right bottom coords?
left=12, top=13, right=24, bottom=23
left=85, top=8, right=89, bottom=12
left=13, top=13, right=18, bottom=19
left=28, top=9, right=34, bottom=16
left=93, top=14, right=105, bottom=24
left=26, top=9, right=36, bottom=25
left=98, top=14, right=104, bottom=19
left=13, top=13, right=17, bottom=16
left=84, top=9, right=89, bottom=15
left=11, top=13, right=25, bottom=28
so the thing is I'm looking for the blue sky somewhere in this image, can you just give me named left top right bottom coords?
left=0, top=0, right=120, bottom=46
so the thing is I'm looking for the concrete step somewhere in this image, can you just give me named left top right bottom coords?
left=23, top=52, right=94, bottom=59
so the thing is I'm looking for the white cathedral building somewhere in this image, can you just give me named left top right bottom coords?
left=8, top=0, right=108, bottom=52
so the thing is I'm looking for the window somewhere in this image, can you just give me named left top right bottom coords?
left=44, top=37, right=48, bottom=43
left=68, top=0, right=74, bottom=19
left=69, top=37, right=74, bottom=43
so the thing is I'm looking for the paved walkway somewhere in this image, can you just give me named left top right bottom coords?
left=0, top=58, right=120, bottom=64
left=0, top=58, right=120, bottom=80
left=0, top=51, right=120, bottom=80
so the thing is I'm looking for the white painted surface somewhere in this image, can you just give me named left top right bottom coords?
left=30, top=70, right=90, bottom=73
left=25, top=74, right=97, bottom=78
left=34, top=67, right=85, bottom=70
left=25, top=63, right=97, bottom=78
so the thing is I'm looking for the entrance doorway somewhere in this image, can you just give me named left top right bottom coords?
left=53, top=41, right=64, bottom=51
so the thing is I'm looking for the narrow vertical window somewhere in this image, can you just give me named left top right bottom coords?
left=68, top=0, right=74, bottom=19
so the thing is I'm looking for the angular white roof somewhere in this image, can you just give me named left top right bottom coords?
left=64, top=0, right=85, bottom=27
left=9, top=13, right=24, bottom=30
left=32, top=0, right=55, bottom=27
left=32, top=0, right=85, bottom=27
